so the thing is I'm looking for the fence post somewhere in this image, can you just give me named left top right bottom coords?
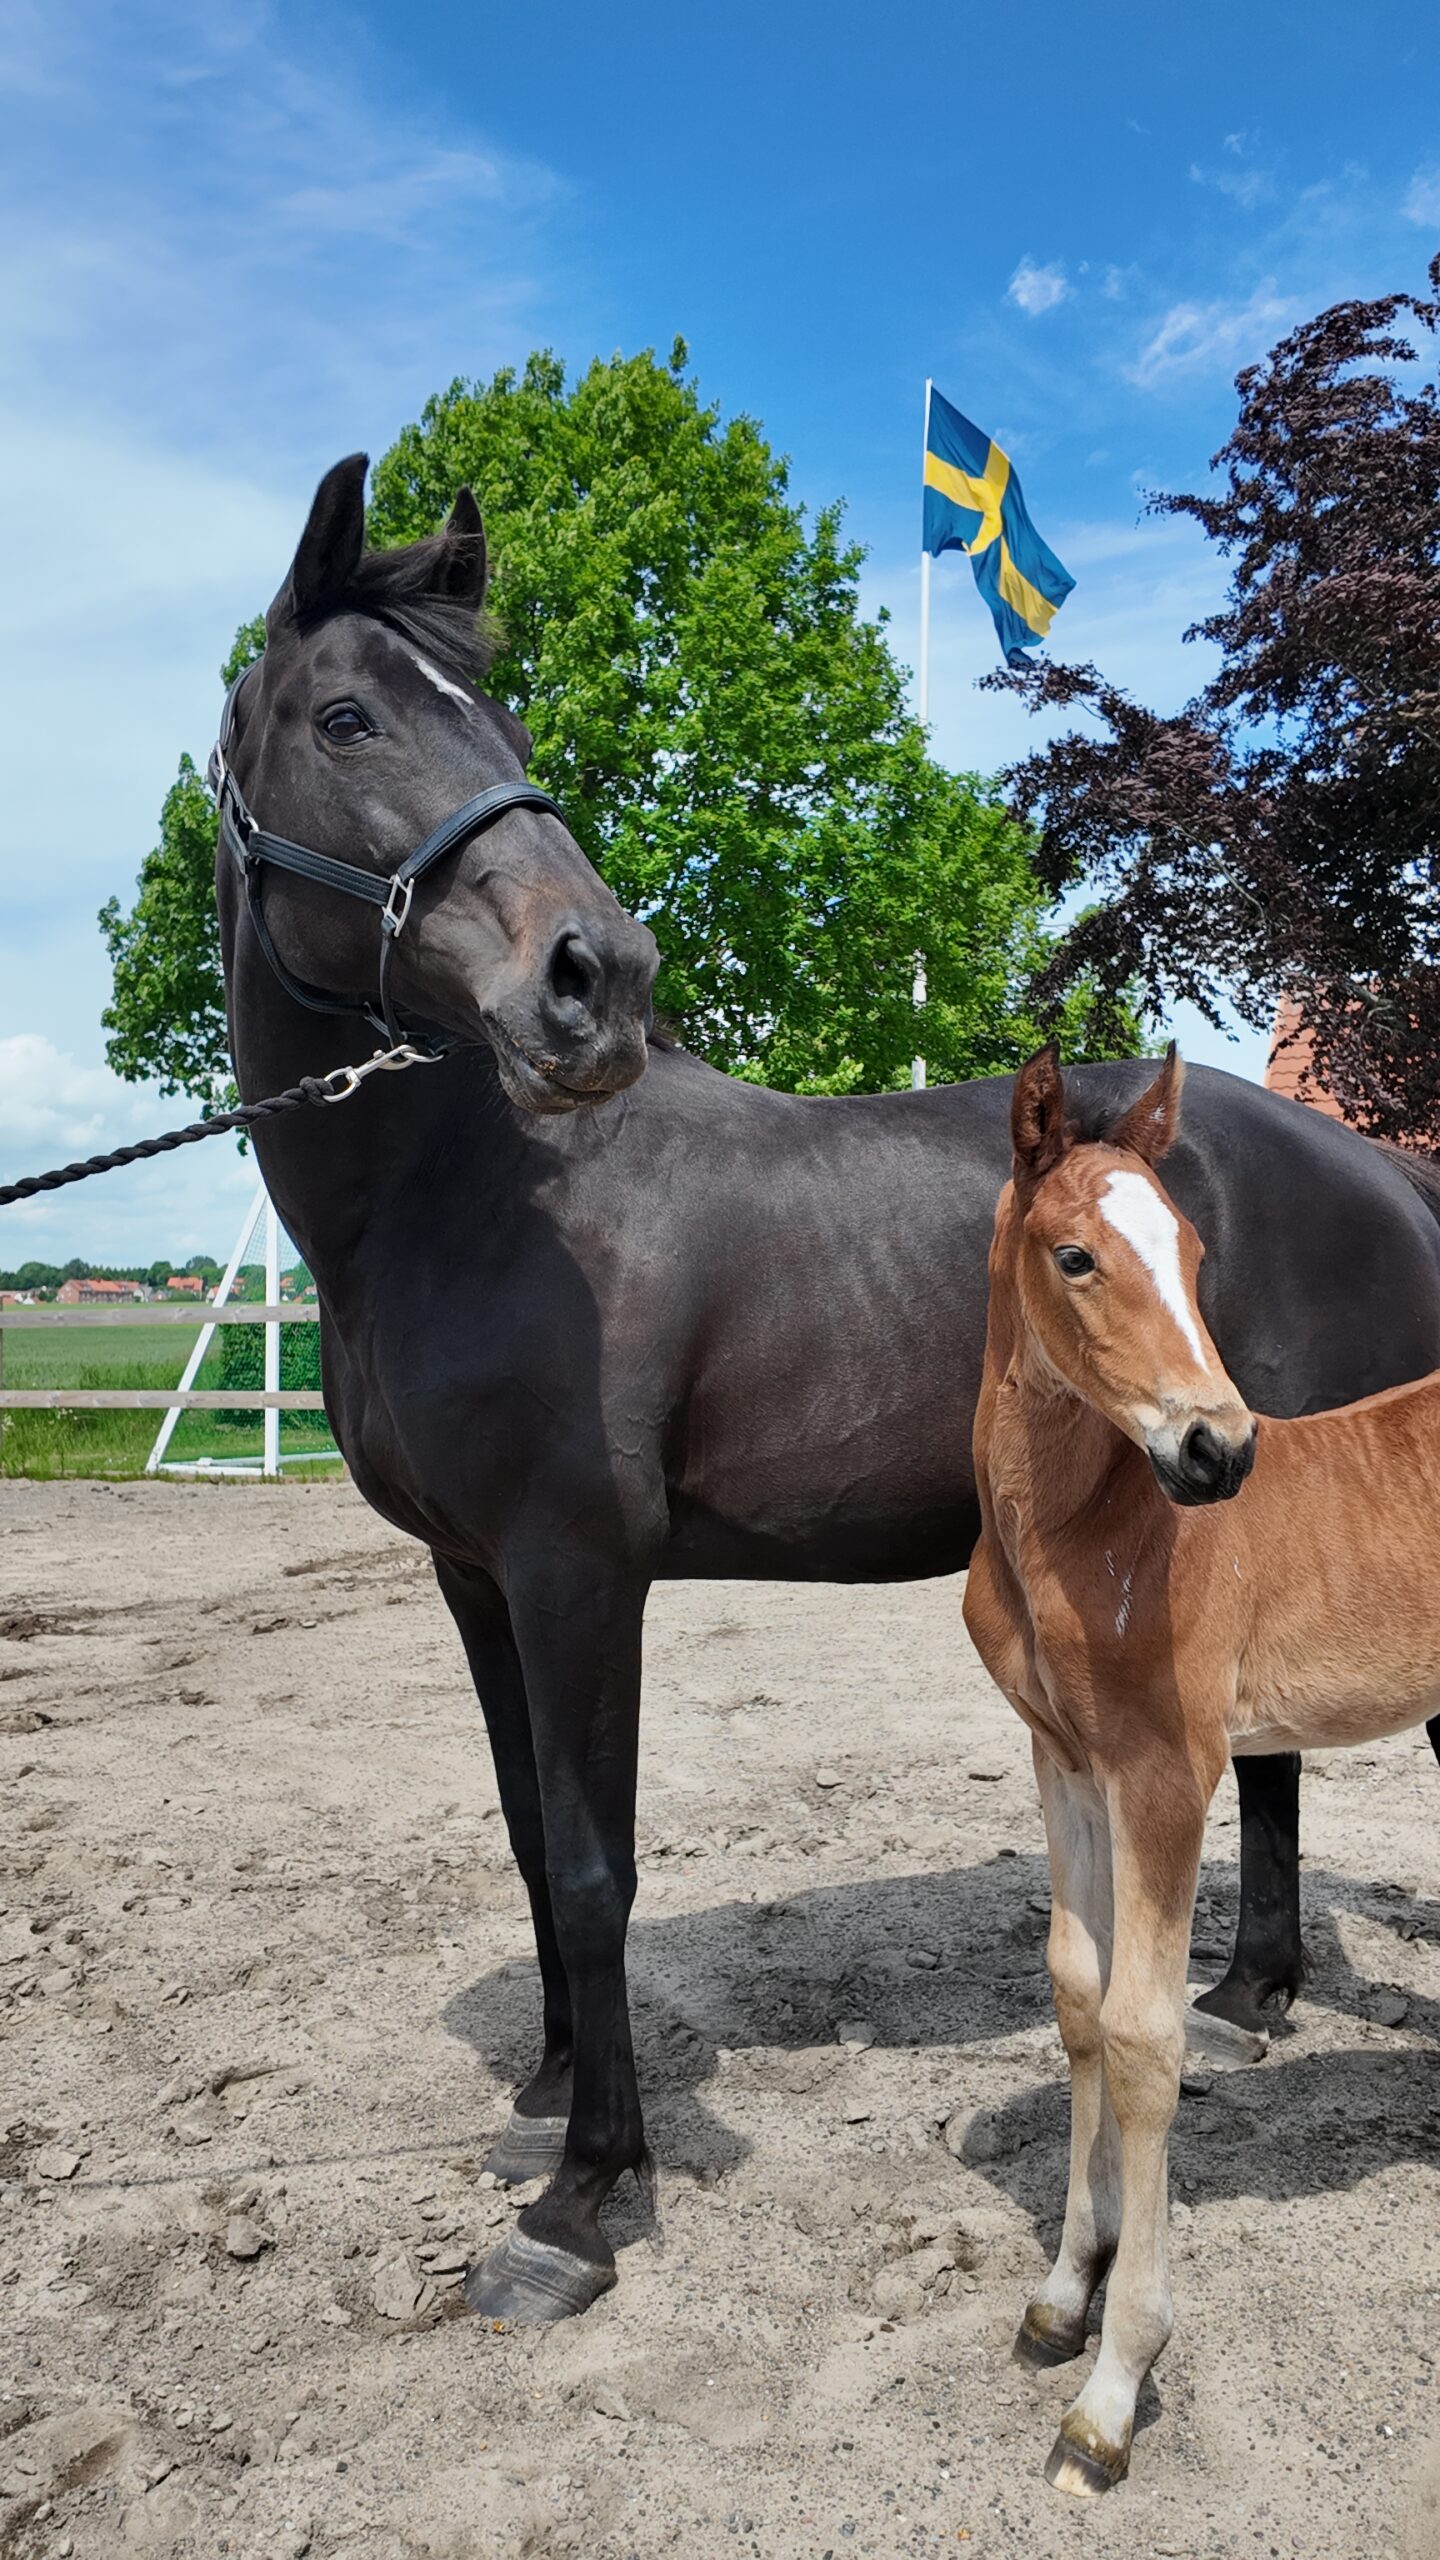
left=144, top=1180, right=266, bottom=1476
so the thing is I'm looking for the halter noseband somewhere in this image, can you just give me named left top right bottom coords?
left=209, top=668, right=567, bottom=1054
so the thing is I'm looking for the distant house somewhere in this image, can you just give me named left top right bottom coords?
left=56, top=1276, right=145, bottom=1305
left=0, top=1290, right=34, bottom=1307
left=166, top=1273, right=205, bottom=1297
left=1264, top=997, right=1346, bottom=1125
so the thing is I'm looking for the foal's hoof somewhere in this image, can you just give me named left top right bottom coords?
left=1185, top=1993, right=1268, bottom=2070
left=482, top=2109, right=569, bottom=2185
left=1014, top=2303, right=1087, bottom=2368
left=1044, top=2415, right=1130, bottom=2499
left=462, top=2227, right=615, bottom=2326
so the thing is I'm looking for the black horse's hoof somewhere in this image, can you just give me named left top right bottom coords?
left=482, top=2109, right=569, bottom=2184
left=1014, top=2304, right=1087, bottom=2368
left=1185, top=1992, right=1268, bottom=2067
left=462, top=2227, right=615, bottom=2325
left=1044, top=2418, right=1129, bottom=2498
left=1192, top=1964, right=1297, bottom=2042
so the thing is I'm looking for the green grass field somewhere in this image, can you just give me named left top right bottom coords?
left=1, top=1322, right=342, bottom=1479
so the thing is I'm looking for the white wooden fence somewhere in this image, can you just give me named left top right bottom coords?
left=0, top=1301, right=326, bottom=1478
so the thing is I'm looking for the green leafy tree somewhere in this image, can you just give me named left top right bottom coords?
left=101, top=344, right=1131, bottom=1098
left=99, top=756, right=230, bottom=1104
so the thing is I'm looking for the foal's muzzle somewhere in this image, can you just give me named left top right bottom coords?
left=1149, top=1416, right=1258, bottom=1508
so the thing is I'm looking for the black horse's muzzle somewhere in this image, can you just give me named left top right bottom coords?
left=486, top=910, right=659, bottom=1113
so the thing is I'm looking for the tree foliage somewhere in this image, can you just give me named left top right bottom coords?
left=99, top=755, right=231, bottom=1104
left=102, top=343, right=1131, bottom=1101
left=993, top=255, right=1440, bottom=1141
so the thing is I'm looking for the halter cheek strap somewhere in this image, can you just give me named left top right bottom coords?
left=209, top=670, right=567, bottom=1053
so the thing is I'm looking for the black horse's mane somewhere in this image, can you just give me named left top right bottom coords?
left=1373, top=1134, right=1440, bottom=1216
left=299, top=534, right=503, bottom=690
left=1059, top=1059, right=1158, bottom=1150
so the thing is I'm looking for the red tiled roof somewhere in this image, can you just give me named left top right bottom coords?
left=1264, top=998, right=1345, bottom=1122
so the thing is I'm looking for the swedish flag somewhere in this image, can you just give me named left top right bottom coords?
left=923, top=387, right=1074, bottom=666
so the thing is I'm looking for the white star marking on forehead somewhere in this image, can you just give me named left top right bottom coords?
left=1098, top=1169, right=1208, bottom=1366
left=404, top=643, right=479, bottom=715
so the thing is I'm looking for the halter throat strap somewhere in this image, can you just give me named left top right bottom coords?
left=209, top=670, right=567, bottom=1051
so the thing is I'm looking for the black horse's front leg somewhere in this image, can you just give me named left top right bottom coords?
left=1192, top=1753, right=1305, bottom=2035
left=464, top=1559, right=648, bottom=2325
left=435, top=1558, right=574, bottom=2182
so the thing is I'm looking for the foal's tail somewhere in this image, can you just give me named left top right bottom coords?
left=1372, top=1135, right=1440, bottom=1229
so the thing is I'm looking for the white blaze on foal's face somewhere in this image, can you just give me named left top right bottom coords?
left=1097, top=1169, right=1209, bottom=1370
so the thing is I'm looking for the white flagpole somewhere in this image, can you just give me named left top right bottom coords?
left=918, top=376, right=933, bottom=728
left=913, top=378, right=933, bottom=1091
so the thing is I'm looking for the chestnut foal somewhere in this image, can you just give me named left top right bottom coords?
left=964, top=1041, right=1440, bottom=2498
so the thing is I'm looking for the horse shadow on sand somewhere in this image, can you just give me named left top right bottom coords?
left=442, top=1848, right=1440, bottom=2240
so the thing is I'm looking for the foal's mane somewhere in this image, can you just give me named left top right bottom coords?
left=293, top=533, right=504, bottom=692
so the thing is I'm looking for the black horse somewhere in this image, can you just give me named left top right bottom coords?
left=218, top=458, right=1440, bottom=2324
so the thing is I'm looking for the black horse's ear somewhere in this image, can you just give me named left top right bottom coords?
left=272, top=454, right=369, bottom=625
left=434, top=487, right=489, bottom=608
left=1109, top=1043, right=1185, bottom=1165
left=1011, top=1043, right=1071, bottom=1196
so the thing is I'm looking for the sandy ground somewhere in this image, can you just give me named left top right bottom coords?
left=4, top=1477, right=1440, bottom=2560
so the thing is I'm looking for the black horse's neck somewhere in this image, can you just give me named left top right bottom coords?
left=220, top=873, right=538, bottom=1308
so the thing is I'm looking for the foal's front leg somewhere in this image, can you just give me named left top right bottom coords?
left=464, top=1556, right=649, bottom=2324
left=1046, top=1761, right=1211, bottom=2497
left=1018, top=1748, right=1119, bottom=2367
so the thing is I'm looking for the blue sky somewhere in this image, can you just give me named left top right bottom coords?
left=2, top=0, right=1437, bottom=1261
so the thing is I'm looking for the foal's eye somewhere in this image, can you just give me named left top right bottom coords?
left=1054, top=1246, right=1095, bottom=1279
left=320, top=704, right=372, bottom=744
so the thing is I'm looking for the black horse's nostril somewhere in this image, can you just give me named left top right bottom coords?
left=546, top=927, right=603, bottom=1020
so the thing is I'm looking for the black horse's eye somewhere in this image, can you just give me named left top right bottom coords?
left=1054, top=1245, right=1095, bottom=1279
left=320, top=703, right=372, bottom=744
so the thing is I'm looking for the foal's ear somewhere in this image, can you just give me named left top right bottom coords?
left=272, top=453, right=369, bottom=625
left=434, top=487, right=490, bottom=608
left=1108, top=1043, right=1186, bottom=1165
left=1011, top=1043, right=1072, bottom=1194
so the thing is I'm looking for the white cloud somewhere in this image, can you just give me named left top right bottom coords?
left=275, top=145, right=561, bottom=241
left=1403, top=167, right=1440, bottom=227
left=1126, top=282, right=1295, bottom=389
left=1008, top=257, right=1072, bottom=317
left=0, top=1037, right=257, bottom=1265
left=0, top=1034, right=155, bottom=1157
left=1189, top=158, right=1273, bottom=211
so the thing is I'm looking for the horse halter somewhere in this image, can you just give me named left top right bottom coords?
left=209, top=667, right=568, bottom=1055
